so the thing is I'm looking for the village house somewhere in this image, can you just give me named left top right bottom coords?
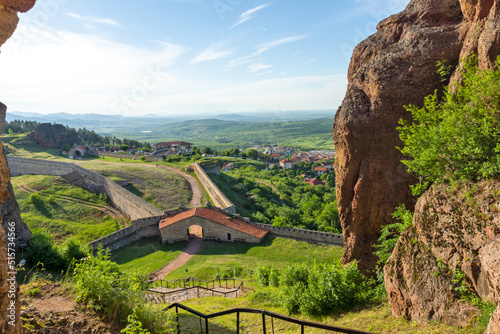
left=314, top=166, right=328, bottom=176
left=159, top=207, right=268, bottom=244
left=269, top=153, right=282, bottom=161
left=280, top=159, right=295, bottom=169
left=306, top=178, right=326, bottom=186
left=68, top=144, right=94, bottom=159
left=222, top=163, right=234, bottom=172
left=321, top=161, right=333, bottom=170
left=153, top=141, right=193, bottom=154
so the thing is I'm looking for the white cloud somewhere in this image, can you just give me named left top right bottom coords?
left=230, top=4, right=270, bottom=29
left=228, top=35, right=308, bottom=69
left=256, top=35, right=308, bottom=55
left=0, top=24, right=185, bottom=115
left=248, top=63, right=272, bottom=73
left=191, top=44, right=233, bottom=63
left=67, top=13, right=121, bottom=27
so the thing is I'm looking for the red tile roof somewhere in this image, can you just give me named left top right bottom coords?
left=280, top=159, right=294, bottom=163
left=306, top=178, right=326, bottom=186
left=270, top=153, right=282, bottom=157
left=314, top=167, right=328, bottom=172
left=159, top=208, right=268, bottom=239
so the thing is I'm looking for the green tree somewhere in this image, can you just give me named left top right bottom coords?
left=398, top=54, right=500, bottom=195
left=246, top=148, right=259, bottom=159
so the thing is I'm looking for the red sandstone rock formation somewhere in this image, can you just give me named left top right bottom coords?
left=333, top=0, right=463, bottom=273
left=384, top=181, right=500, bottom=330
left=333, top=0, right=500, bottom=274
left=0, top=2, right=36, bottom=333
left=34, top=123, right=82, bottom=149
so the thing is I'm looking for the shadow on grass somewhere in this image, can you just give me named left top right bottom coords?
left=196, top=236, right=275, bottom=256
left=110, top=238, right=188, bottom=265
left=176, top=312, right=236, bottom=334
left=123, top=183, right=145, bottom=198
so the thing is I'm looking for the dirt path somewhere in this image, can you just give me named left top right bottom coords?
left=149, top=237, right=203, bottom=280
left=15, top=180, right=129, bottom=228
left=77, top=160, right=204, bottom=208
left=159, top=165, right=203, bottom=208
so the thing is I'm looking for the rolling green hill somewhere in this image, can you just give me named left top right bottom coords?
left=113, top=116, right=335, bottom=150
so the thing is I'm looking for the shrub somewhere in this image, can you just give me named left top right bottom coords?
left=254, top=262, right=378, bottom=317
left=373, top=204, right=414, bottom=266
left=398, top=54, right=500, bottom=195
left=26, top=231, right=66, bottom=272
left=59, top=238, right=87, bottom=266
left=72, top=247, right=174, bottom=332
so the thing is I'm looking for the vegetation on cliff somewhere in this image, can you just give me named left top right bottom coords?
left=398, top=55, right=500, bottom=195
left=380, top=55, right=500, bottom=331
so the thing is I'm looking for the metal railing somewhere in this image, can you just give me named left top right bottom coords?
left=164, top=303, right=375, bottom=334
left=146, top=277, right=243, bottom=303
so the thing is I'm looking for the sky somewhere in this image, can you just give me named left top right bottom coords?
left=0, top=0, right=410, bottom=116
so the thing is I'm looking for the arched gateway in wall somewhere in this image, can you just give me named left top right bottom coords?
left=159, top=207, right=268, bottom=244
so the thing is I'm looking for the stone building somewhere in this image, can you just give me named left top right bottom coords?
left=153, top=141, right=193, bottom=154
left=68, top=144, right=94, bottom=159
left=159, top=207, right=268, bottom=244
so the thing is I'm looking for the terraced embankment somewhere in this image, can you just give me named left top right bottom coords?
left=14, top=179, right=129, bottom=229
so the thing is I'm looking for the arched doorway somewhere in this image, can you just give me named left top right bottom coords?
left=74, top=150, right=81, bottom=158
left=188, top=225, right=203, bottom=239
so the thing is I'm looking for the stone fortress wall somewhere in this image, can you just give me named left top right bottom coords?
left=193, top=162, right=236, bottom=214
left=97, top=151, right=163, bottom=162
left=8, top=157, right=343, bottom=250
left=7, top=157, right=162, bottom=220
left=248, top=221, right=343, bottom=246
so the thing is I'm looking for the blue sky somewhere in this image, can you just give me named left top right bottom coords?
left=0, top=0, right=409, bottom=116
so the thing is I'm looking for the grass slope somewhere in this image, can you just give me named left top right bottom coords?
left=113, top=237, right=470, bottom=334
left=110, top=239, right=188, bottom=275
left=112, top=236, right=342, bottom=281
left=88, top=164, right=192, bottom=210
left=12, top=175, right=119, bottom=243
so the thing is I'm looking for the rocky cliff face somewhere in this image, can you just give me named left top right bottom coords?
left=333, top=0, right=500, bottom=273
left=384, top=181, right=500, bottom=331
left=34, top=123, right=81, bottom=149
left=0, top=1, right=36, bottom=333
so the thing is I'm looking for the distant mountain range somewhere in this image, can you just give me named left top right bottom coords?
left=6, top=110, right=334, bottom=132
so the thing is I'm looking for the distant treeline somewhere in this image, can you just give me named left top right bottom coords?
left=3, top=119, right=41, bottom=134
left=3, top=119, right=152, bottom=151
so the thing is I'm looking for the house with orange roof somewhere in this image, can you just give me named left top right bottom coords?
left=159, top=207, right=268, bottom=244
left=269, top=153, right=282, bottom=161
left=279, top=159, right=295, bottom=169
left=306, top=178, right=326, bottom=186
left=314, top=166, right=328, bottom=175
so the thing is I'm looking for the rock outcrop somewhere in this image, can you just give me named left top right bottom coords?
left=333, top=0, right=500, bottom=273
left=33, top=123, right=81, bottom=149
left=384, top=181, right=500, bottom=330
left=0, top=1, right=36, bottom=333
